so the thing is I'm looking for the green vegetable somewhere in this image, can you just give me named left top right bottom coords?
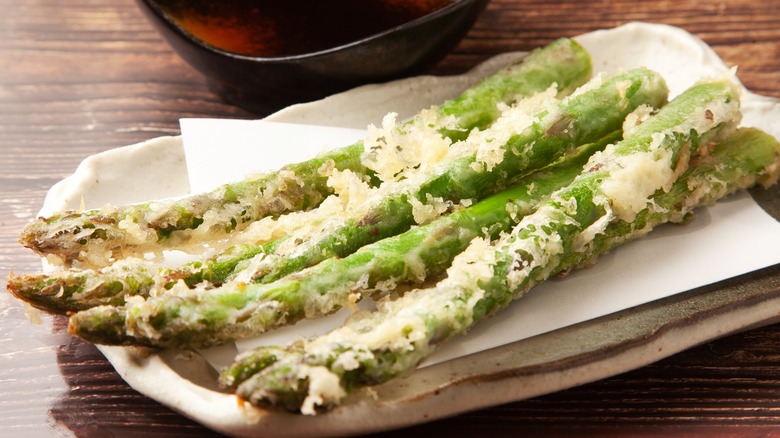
left=7, top=265, right=157, bottom=314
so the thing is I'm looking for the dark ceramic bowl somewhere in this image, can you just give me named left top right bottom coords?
left=135, top=0, right=490, bottom=114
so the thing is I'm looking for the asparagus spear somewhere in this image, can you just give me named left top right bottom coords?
left=222, top=79, right=762, bottom=414
left=62, top=133, right=615, bottom=343
left=6, top=237, right=288, bottom=314
left=7, top=261, right=157, bottom=314
left=19, top=38, right=592, bottom=268
left=66, top=68, right=669, bottom=349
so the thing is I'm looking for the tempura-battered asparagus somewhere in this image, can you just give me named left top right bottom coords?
left=222, top=79, right=765, bottom=414
left=19, top=38, right=592, bottom=268
left=7, top=262, right=157, bottom=314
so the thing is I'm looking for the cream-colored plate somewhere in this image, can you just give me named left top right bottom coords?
left=40, top=23, right=780, bottom=437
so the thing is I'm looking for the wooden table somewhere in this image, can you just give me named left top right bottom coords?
left=2, top=0, right=779, bottom=436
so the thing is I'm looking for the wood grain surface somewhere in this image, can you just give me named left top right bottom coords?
left=1, top=0, right=779, bottom=436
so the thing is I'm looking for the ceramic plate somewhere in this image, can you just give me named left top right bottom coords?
left=39, top=22, right=780, bottom=437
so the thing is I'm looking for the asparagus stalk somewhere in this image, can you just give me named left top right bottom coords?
left=66, top=67, right=668, bottom=349
left=7, top=261, right=157, bottom=314
left=222, top=80, right=763, bottom=414
left=63, top=134, right=616, bottom=345
left=6, top=237, right=288, bottom=314
left=19, top=38, right=592, bottom=268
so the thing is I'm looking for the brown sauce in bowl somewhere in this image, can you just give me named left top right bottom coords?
left=152, top=0, right=454, bottom=57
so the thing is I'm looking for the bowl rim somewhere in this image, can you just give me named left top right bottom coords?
left=138, top=0, right=483, bottom=62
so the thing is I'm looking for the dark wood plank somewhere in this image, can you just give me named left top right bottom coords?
left=1, top=0, right=779, bottom=436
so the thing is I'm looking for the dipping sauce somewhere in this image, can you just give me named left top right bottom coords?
left=152, top=0, right=455, bottom=57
